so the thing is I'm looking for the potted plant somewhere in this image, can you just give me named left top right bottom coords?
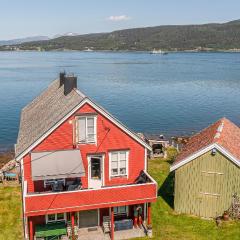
left=147, top=224, right=153, bottom=238
left=223, top=210, right=229, bottom=221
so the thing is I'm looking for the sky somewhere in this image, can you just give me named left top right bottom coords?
left=0, top=0, right=240, bottom=40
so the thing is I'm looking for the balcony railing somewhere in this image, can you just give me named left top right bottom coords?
left=24, top=171, right=157, bottom=217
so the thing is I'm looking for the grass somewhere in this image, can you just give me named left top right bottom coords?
left=0, top=185, right=22, bottom=240
left=137, top=147, right=240, bottom=240
left=1, top=148, right=240, bottom=240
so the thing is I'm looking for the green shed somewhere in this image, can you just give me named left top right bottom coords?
left=170, top=118, right=240, bottom=218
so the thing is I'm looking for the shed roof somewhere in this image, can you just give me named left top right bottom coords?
left=171, top=118, right=240, bottom=170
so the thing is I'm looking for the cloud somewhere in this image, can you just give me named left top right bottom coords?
left=107, top=15, right=131, bottom=21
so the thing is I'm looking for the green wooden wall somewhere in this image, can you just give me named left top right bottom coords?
left=174, top=150, right=240, bottom=218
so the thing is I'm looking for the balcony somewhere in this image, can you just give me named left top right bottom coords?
left=23, top=171, right=157, bottom=217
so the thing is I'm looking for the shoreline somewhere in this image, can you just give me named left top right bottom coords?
left=1, top=49, right=240, bottom=53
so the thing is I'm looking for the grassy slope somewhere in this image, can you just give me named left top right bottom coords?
left=0, top=185, right=22, bottom=240
left=1, top=149, right=240, bottom=240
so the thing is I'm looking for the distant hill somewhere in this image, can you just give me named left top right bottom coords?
left=2, top=20, right=240, bottom=51
left=0, top=36, right=50, bottom=46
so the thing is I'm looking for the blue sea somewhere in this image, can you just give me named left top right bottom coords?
left=0, top=51, right=240, bottom=151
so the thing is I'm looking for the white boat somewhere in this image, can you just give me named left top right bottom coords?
left=83, top=48, right=93, bottom=52
left=150, top=49, right=168, bottom=55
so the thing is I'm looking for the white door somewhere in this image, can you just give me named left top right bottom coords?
left=88, top=156, right=103, bottom=189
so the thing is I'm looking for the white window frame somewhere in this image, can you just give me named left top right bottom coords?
left=44, top=178, right=65, bottom=188
left=109, top=150, right=129, bottom=178
left=76, top=115, right=97, bottom=144
left=45, top=213, right=66, bottom=224
left=113, top=206, right=129, bottom=216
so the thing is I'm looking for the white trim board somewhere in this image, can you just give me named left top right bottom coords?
left=170, top=143, right=240, bottom=172
left=16, top=97, right=151, bottom=161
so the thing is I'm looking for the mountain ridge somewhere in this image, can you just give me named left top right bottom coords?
left=1, top=19, right=240, bottom=51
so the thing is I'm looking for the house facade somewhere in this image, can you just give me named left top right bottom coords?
left=15, top=73, right=157, bottom=240
left=170, top=118, right=240, bottom=218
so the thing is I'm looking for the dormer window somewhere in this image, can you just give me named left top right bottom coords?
left=76, top=115, right=97, bottom=144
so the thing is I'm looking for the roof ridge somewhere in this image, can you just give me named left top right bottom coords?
left=214, top=118, right=225, bottom=140
left=74, top=88, right=86, bottom=98
left=185, top=118, right=222, bottom=143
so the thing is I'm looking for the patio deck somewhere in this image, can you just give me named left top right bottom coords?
left=77, top=226, right=146, bottom=240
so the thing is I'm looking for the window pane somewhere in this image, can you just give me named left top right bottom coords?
left=87, top=118, right=94, bottom=127
left=87, top=126, right=94, bottom=134
left=87, top=133, right=95, bottom=142
left=113, top=207, right=118, bottom=214
left=120, top=160, right=126, bottom=168
left=111, top=168, right=118, bottom=175
left=120, top=168, right=126, bottom=175
left=57, top=213, right=64, bottom=220
left=111, top=152, right=118, bottom=161
left=48, top=214, right=55, bottom=221
left=78, top=118, right=86, bottom=142
left=91, top=158, right=101, bottom=179
left=111, top=161, right=118, bottom=169
left=119, top=206, right=126, bottom=213
left=119, top=152, right=126, bottom=161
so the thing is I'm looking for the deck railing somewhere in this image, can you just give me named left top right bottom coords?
left=24, top=171, right=157, bottom=217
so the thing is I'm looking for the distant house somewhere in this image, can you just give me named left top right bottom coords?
left=143, top=134, right=169, bottom=158
left=170, top=118, right=240, bottom=218
left=15, top=73, right=157, bottom=240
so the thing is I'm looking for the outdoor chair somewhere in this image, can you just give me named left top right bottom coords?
left=51, top=182, right=64, bottom=192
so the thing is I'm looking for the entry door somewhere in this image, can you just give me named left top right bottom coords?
left=79, top=210, right=99, bottom=228
left=199, top=171, right=222, bottom=218
left=89, top=156, right=103, bottom=189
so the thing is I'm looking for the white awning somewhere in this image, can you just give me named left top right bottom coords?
left=31, top=149, right=85, bottom=180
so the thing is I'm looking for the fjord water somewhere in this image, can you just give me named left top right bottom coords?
left=0, top=51, right=240, bottom=150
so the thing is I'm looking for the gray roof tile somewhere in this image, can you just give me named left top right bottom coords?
left=16, top=79, right=85, bottom=157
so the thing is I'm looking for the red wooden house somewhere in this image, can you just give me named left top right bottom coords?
left=15, top=73, right=157, bottom=240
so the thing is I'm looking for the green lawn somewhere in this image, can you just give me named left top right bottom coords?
left=139, top=148, right=240, bottom=240
left=0, top=185, right=22, bottom=240
left=1, top=149, right=240, bottom=240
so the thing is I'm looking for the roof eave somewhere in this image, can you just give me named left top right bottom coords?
left=170, top=143, right=240, bottom=172
left=16, top=97, right=151, bottom=160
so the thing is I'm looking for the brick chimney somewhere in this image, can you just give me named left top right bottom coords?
left=59, top=72, right=77, bottom=95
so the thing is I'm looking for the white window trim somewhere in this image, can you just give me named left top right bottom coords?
left=113, top=206, right=129, bottom=216
left=109, top=150, right=129, bottom=179
left=76, top=115, right=97, bottom=144
left=44, top=179, right=65, bottom=188
left=45, top=213, right=66, bottom=224
left=87, top=154, right=105, bottom=188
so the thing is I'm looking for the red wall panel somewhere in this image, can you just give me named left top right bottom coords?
left=23, top=102, right=146, bottom=193
left=25, top=183, right=157, bottom=217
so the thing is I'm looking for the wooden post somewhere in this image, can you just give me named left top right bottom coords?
left=71, top=212, right=75, bottom=240
left=111, top=207, right=114, bottom=240
left=29, top=217, right=33, bottom=240
left=147, top=203, right=151, bottom=225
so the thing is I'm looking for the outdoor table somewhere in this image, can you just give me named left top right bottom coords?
left=35, top=222, right=67, bottom=239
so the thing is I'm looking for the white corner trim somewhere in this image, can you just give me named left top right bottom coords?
left=16, top=97, right=151, bottom=161
left=144, top=148, right=147, bottom=171
left=170, top=143, right=240, bottom=172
